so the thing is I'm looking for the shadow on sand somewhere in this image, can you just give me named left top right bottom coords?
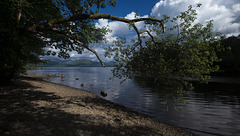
left=0, top=79, right=163, bottom=136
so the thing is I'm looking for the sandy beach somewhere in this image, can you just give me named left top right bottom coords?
left=0, top=74, right=194, bottom=136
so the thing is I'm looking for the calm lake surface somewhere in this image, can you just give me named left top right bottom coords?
left=28, top=67, right=240, bottom=136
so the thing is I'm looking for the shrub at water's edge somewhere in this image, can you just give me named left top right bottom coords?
left=105, top=5, right=224, bottom=105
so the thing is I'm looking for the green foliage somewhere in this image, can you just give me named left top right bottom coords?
left=105, top=5, right=223, bottom=103
left=0, top=0, right=117, bottom=84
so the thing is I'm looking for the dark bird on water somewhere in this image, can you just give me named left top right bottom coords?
left=100, top=91, right=107, bottom=97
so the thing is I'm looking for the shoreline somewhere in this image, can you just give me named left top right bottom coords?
left=0, top=74, right=194, bottom=136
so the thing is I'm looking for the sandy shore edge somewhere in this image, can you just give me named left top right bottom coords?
left=0, top=74, right=194, bottom=136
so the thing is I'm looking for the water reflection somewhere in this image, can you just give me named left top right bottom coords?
left=133, top=76, right=240, bottom=136
left=179, top=83, right=240, bottom=136
left=193, top=83, right=240, bottom=105
left=28, top=67, right=240, bottom=136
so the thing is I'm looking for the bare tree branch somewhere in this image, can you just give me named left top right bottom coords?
left=73, top=38, right=105, bottom=67
left=51, top=28, right=105, bottom=67
left=132, top=23, right=143, bottom=48
left=26, top=24, right=105, bottom=67
left=25, top=13, right=165, bottom=67
left=17, top=0, right=26, bottom=26
left=139, top=29, right=157, bottom=45
left=47, top=14, right=164, bottom=31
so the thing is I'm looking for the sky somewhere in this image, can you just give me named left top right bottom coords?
left=48, top=0, right=240, bottom=62
left=99, top=0, right=160, bottom=16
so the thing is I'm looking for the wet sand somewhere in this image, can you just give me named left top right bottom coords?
left=0, top=74, right=194, bottom=136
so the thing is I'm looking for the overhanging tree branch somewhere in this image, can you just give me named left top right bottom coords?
left=50, top=28, right=105, bottom=67
left=26, top=24, right=105, bottom=67
left=47, top=14, right=165, bottom=32
left=47, top=14, right=165, bottom=41
left=131, top=23, right=143, bottom=48
left=25, top=13, right=165, bottom=66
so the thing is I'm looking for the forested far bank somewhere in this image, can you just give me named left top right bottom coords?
left=35, top=59, right=115, bottom=67
left=215, top=35, right=240, bottom=75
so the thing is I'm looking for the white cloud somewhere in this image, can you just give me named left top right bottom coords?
left=151, top=0, right=240, bottom=36
left=233, top=4, right=240, bottom=13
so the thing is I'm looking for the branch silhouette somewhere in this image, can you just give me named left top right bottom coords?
left=26, top=13, right=165, bottom=66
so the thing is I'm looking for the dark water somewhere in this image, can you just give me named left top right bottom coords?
left=28, top=67, right=240, bottom=136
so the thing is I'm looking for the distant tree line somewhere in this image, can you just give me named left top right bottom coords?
left=217, top=35, right=240, bottom=74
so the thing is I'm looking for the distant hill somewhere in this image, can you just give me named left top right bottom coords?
left=38, top=59, right=115, bottom=67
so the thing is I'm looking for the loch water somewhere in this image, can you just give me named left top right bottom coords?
left=28, top=67, right=240, bottom=136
